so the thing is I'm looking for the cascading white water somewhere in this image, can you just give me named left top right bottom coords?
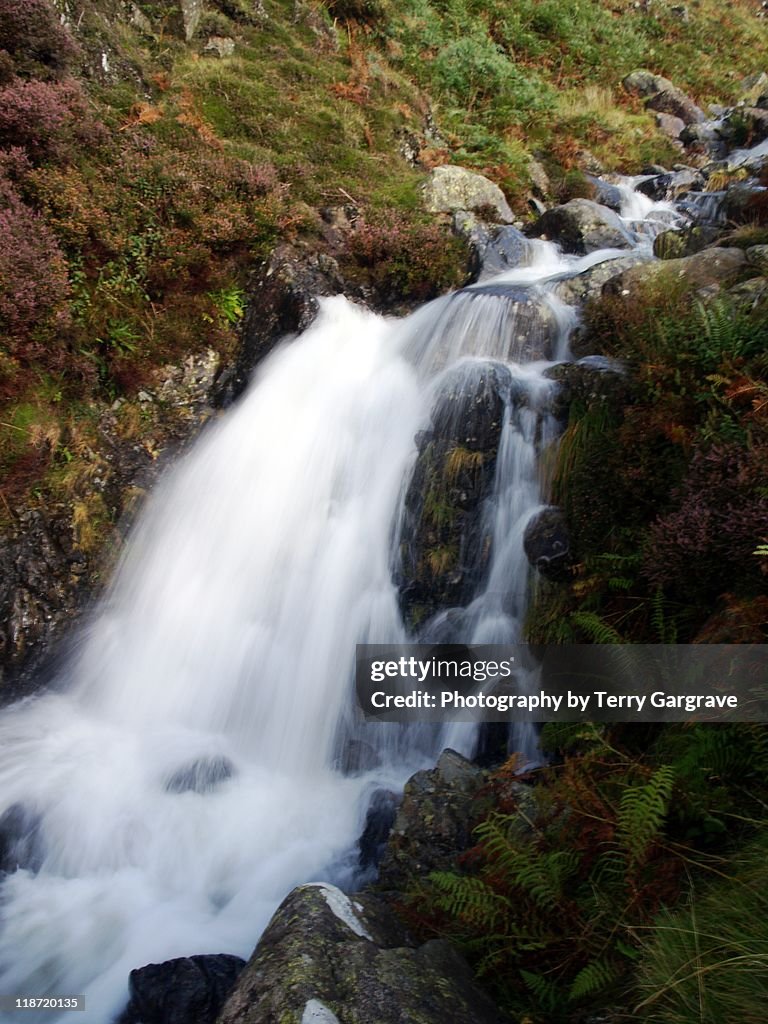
left=0, top=180, right=682, bottom=1022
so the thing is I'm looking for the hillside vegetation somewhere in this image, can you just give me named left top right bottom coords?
left=0, top=0, right=766, bottom=526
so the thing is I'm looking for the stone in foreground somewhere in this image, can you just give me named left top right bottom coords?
left=216, top=882, right=508, bottom=1024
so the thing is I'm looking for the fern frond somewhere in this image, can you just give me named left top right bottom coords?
left=617, top=765, right=675, bottom=867
left=570, top=610, right=625, bottom=644
left=569, top=957, right=622, bottom=1001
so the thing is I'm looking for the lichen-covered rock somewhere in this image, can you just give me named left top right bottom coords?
left=422, top=165, right=514, bottom=223
left=528, top=199, right=633, bottom=255
left=553, top=253, right=651, bottom=306
left=652, top=226, right=720, bottom=260
left=118, top=954, right=246, bottom=1024
left=377, top=749, right=489, bottom=891
left=216, top=881, right=507, bottom=1024
left=603, top=247, right=748, bottom=297
left=180, top=0, right=205, bottom=41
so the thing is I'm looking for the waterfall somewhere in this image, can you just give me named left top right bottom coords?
left=0, top=181, right=680, bottom=1022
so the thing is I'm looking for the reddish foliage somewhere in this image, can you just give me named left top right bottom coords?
left=0, top=182, right=70, bottom=338
left=0, top=0, right=80, bottom=79
left=0, top=77, right=91, bottom=161
left=644, top=443, right=768, bottom=594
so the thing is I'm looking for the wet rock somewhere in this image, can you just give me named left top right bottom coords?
left=398, top=362, right=509, bottom=626
left=377, top=749, right=489, bottom=891
left=0, top=511, right=90, bottom=702
left=358, top=789, right=399, bottom=870
left=544, top=357, right=628, bottom=411
left=0, top=804, right=45, bottom=874
left=118, top=954, right=245, bottom=1024
left=635, top=167, right=704, bottom=201
left=653, top=225, right=720, bottom=259
left=452, top=213, right=529, bottom=281
left=623, top=69, right=705, bottom=124
left=528, top=199, right=633, bottom=255
left=523, top=507, right=570, bottom=579
left=217, top=881, right=507, bottom=1024
left=586, top=177, right=624, bottom=213
left=215, top=244, right=349, bottom=404
left=422, top=165, right=514, bottom=223
left=164, top=756, right=235, bottom=794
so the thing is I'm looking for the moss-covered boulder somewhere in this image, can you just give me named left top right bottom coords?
left=216, top=879, right=508, bottom=1024
left=398, top=361, right=510, bottom=629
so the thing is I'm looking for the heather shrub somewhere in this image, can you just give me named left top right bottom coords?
left=345, top=210, right=468, bottom=302
left=0, top=183, right=70, bottom=338
left=644, top=444, right=768, bottom=599
left=0, top=0, right=80, bottom=79
left=0, top=78, right=90, bottom=161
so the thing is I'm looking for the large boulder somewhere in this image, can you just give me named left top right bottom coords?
left=118, top=954, right=246, bottom=1024
left=553, top=252, right=651, bottom=306
left=603, top=247, right=748, bottom=298
left=739, top=72, right=768, bottom=109
left=422, top=165, right=514, bottom=223
left=527, top=199, right=634, bottom=255
left=377, top=749, right=489, bottom=891
left=216, top=882, right=508, bottom=1024
left=623, top=69, right=705, bottom=124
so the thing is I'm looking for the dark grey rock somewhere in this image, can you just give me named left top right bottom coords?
left=635, top=168, right=704, bottom=201
left=358, top=789, right=399, bottom=870
left=586, top=177, right=624, bottom=213
left=0, top=804, right=45, bottom=874
left=523, top=507, right=571, bottom=579
left=398, top=362, right=509, bottom=627
left=118, top=954, right=245, bottom=1024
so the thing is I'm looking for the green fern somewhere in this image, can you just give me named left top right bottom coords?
left=570, top=610, right=625, bottom=644
left=428, top=871, right=510, bottom=928
left=617, top=766, right=675, bottom=867
left=569, top=957, right=622, bottom=1001
left=520, top=968, right=562, bottom=1012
